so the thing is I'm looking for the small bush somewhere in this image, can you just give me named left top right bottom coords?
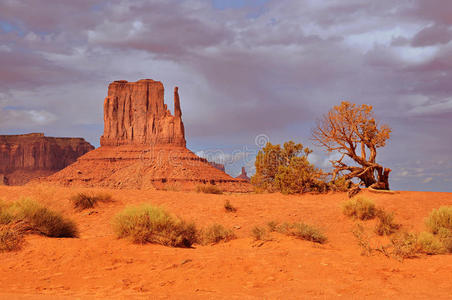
left=14, top=199, right=78, bottom=238
left=375, top=209, right=401, bottom=236
left=267, top=221, right=278, bottom=232
left=276, top=222, right=327, bottom=244
left=438, top=228, right=452, bottom=253
left=0, top=201, right=14, bottom=225
left=251, top=226, right=269, bottom=241
left=70, top=192, right=112, bottom=211
left=425, top=206, right=452, bottom=234
left=224, top=200, right=237, bottom=213
left=342, top=197, right=376, bottom=220
left=390, top=232, right=421, bottom=259
left=0, top=226, right=24, bottom=252
left=113, top=204, right=197, bottom=247
left=196, top=184, right=223, bottom=194
left=417, top=232, right=445, bottom=255
left=200, top=224, right=236, bottom=245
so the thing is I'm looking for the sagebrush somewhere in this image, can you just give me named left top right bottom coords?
left=342, top=197, right=376, bottom=220
left=70, top=192, right=112, bottom=210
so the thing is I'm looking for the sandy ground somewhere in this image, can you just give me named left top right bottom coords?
left=0, top=184, right=451, bottom=299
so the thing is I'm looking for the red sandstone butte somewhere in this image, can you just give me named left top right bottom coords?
left=44, top=79, right=251, bottom=192
left=0, top=133, right=94, bottom=185
left=236, top=167, right=250, bottom=181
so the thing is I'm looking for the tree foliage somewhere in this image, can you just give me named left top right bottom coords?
left=251, top=141, right=326, bottom=194
left=312, top=101, right=391, bottom=191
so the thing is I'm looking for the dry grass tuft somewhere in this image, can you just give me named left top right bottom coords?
left=113, top=204, right=197, bottom=247
left=200, top=224, right=236, bottom=245
left=342, top=197, right=376, bottom=220
left=0, top=225, right=24, bottom=252
left=251, top=226, right=269, bottom=241
left=425, top=206, right=452, bottom=234
left=70, top=192, right=113, bottom=211
left=224, top=200, right=237, bottom=213
left=275, top=222, right=327, bottom=244
left=375, top=209, right=401, bottom=236
left=196, top=184, right=223, bottom=194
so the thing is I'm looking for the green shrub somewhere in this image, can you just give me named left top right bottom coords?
left=342, top=197, right=376, bottom=220
left=224, top=200, right=237, bottom=213
left=251, top=226, right=269, bottom=241
left=0, top=226, right=24, bottom=252
left=425, top=206, right=452, bottom=234
left=70, top=192, right=112, bottom=211
left=14, top=199, right=78, bottom=238
left=196, top=184, right=223, bottom=195
left=417, top=232, right=445, bottom=255
left=113, top=204, right=197, bottom=247
left=375, top=209, right=401, bottom=236
left=200, top=224, right=236, bottom=245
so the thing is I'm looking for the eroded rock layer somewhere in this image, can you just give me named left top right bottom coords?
left=0, top=133, right=94, bottom=185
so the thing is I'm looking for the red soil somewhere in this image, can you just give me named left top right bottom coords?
left=0, top=185, right=451, bottom=299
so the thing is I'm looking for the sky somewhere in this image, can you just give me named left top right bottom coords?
left=0, top=0, right=451, bottom=192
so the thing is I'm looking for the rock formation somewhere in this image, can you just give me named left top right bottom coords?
left=209, top=162, right=226, bottom=173
left=0, top=133, right=94, bottom=185
left=43, top=79, right=251, bottom=192
left=100, top=80, right=185, bottom=147
left=236, top=167, right=250, bottom=181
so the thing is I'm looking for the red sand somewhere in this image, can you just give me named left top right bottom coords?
left=0, top=185, right=451, bottom=299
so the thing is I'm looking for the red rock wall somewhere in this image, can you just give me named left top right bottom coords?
left=0, top=133, right=94, bottom=185
left=100, top=79, right=186, bottom=147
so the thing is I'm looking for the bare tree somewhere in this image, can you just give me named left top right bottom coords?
left=312, top=101, right=392, bottom=192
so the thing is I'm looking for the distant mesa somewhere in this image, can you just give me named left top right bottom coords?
left=0, top=133, right=94, bottom=185
left=43, top=79, right=251, bottom=192
left=236, top=167, right=250, bottom=181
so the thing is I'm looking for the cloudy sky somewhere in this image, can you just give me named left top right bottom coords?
left=1, top=0, right=451, bottom=192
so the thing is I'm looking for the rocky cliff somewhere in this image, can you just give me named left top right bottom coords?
left=100, top=79, right=186, bottom=147
left=0, top=133, right=94, bottom=185
left=236, top=167, right=250, bottom=181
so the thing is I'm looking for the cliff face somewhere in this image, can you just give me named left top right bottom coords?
left=100, top=79, right=186, bottom=147
left=0, top=133, right=94, bottom=185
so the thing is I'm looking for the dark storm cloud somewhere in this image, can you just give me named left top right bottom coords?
left=0, top=0, right=451, bottom=191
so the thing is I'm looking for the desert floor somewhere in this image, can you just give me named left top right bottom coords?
left=0, top=185, right=451, bottom=299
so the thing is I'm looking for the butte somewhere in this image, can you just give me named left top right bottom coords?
left=43, top=79, right=251, bottom=192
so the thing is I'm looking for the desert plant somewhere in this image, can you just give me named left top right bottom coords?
left=438, top=228, right=452, bottom=253
left=13, top=198, right=78, bottom=238
left=200, top=224, right=236, bottom=245
left=425, top=206, right=452, bottom=234
left=70, top=192, right=112, bottom=211
left=390, top=232, right=423, bottom=259
left=0, top=201, right=14, bottom=225
left=0, top=226, right=24, bottom=252
left=417, top=232, right=445, bottom=255
left=251, top=226, right=269, bottom=241
left=267, top=221, right=278, bottom=232
left=275, top=222, right=327, bottom=244
left=113, top=204, right=197, bottom=247
left=375, top=209, right=401, bottom=236
left=224, top=200, right=237, bottom=213
left=342, top=197, right=376, bottom=220
left=196, top=184, right=223, bottom=195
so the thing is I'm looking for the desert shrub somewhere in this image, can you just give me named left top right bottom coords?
left=0, top=226, right=24, bottom=252
left=0, top=201, right=14, bottom=225
left=375, top=209, right=401, bottom=236
left=390, top=232, right=421, bottom=259
left=224, top=200, right=237, bottom=213
left=196, top=184, right=223, bottom=195
left=252, top=141, right=326, bottom=194
left=275, top=222, right=327, bottom=244
left=200, top=224, right=236, bottom=245
left=438, top=228, right=452, bottom=253
left=70, top=192, right=112, bottom=210
left=251, top=226, right=269, bottom=241
left=417, top=232, right=445, bottom=255
left=328, top=176, right=351, bottom=192
left=267, top=221, right=278, bottom=232
left=113, top=204, right=197, bottom=247
left=342, top=197, right=376, bottom=220
left=13, top=198, right=78, bottom=238
left=425, top=206, right=452, bottom=234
